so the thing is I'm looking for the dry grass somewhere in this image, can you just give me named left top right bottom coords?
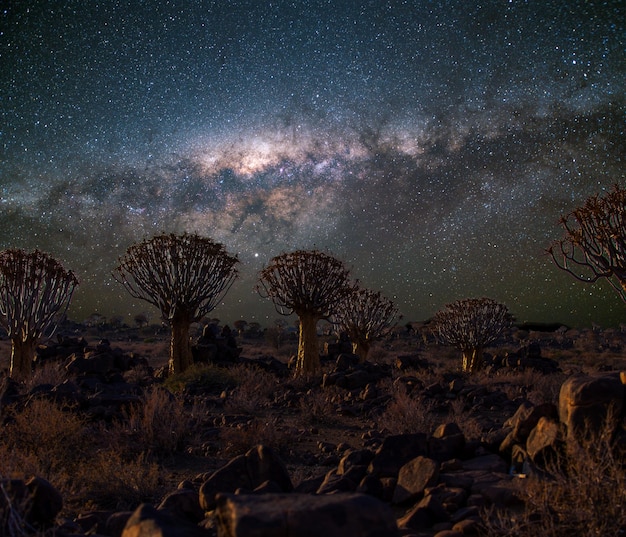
left=1, top=399, right=87, bottom=482
left=481, top=422, right=626, bottom=537
left=219, top=416, right=289, bottom=457
left=374, top=379, right=438, bottom=435
left=73, top=451, right=162, bottom=511
left=121, top=387, right=195, bottom=456
left=223, top=364, right=278, bottom=414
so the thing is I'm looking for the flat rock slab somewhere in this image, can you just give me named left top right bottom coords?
left=215, top=492, right=400, bottom=537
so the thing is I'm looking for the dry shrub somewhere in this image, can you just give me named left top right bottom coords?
left=2, top=399, right=87, bottom=481
left=163, top=362, right=238, bottom=393
left=121, top=387, right=193, bottom=456
left=375, top=380, right=438, bottom=435
left=219, top=417, right=287, bottom=456
left=223, top=364, right=277, bottom=414
left=474, top=368, right=566, bottom=406
left=28, top=362, right=67, bottom=389
left=74, top=450, right=162, bottom=510
left=447, top=397, right=483, bottom=442
left=481, top=426, right=626, bottom=536
left=297, top=386, right=341, bottom=425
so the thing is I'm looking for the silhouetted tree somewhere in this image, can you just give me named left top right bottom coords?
left=333, top=287, right=399, bottom=362
left=0, top=249, right=78, bottom=379
left=113, top=233, right=239, bottom=375
left=549, top=184, right=626, bottom=302
left=233, top=319, right=248, bottom=337
left=432, top=297, right=512, bottom=373
left=134, top=312, right=150, bottom=328
left=257, top=250, right=354, bottom=375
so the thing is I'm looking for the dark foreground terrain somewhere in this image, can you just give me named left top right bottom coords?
left=0, top=320, right=625, bottom=536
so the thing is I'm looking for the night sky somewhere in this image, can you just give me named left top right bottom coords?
left=1, top=1, right=624, bottom=328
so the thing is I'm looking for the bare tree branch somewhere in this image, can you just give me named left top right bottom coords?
left=548, top=184, right=626, bottom=302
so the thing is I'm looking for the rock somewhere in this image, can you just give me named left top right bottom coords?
left=504, top=402, right=559, bottom=444
left=429, top=423, right=466, bottom=462
left=106, top=511, right=133, bottom=537
left=25, top=476, right=63, bottom=527
left=462, top=454, right=507, bottom=474
left=559, top=373, right=624, bottom=441
left=199, top=445, right=292, bottom=511
left=215, top=492, right=400, bottom=537
left=526, top=416, right=561, bottom=465
left=397, top=493, right=448, bottom=532
left=121, top=503, right=210, bottom=537
left=316, top=469, right=358, bottom=494
left=392, top=456, right=440, bottom=505
left=157, top=489, right=204, bottom=524
left=368, top=433, right=429, bottom=478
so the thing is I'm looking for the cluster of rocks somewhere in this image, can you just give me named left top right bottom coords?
left=484, top=343, right=562, bottom=375
left=2, top=332, right=625, bottom=536
left=4, top=337, right=154, bottom=420
left=5, top=367, right=623, bottom=537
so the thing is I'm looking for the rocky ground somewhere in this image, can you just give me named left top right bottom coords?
left=0, top=320, right=625, bottom=536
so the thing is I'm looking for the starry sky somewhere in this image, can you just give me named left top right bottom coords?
left=1, top=1, right=624, bottom=328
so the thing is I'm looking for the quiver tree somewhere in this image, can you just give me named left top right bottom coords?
left=432, top=297, right=512, bottom=373
left=113, top=233, right=239, bottom=375
left=548, top=184, right=626, bottom=302
left=0, top=249, right=78, bottom=379
left=332, top=287, right=399, bottom=362
left=257, top=250, right=354, bottom=375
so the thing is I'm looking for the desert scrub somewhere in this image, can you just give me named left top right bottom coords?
left=219, top=416, right=288, bottom=457
left=481, top=430, right=626, bottom=536
left=163, top=362, right=239, bottom=393
left=223, top=364, right=278, bottom=414
left=74, top=450, right=162, bottom=510
left=297, top=386, right=342, bottom=426
left=1, top=399, right=88, bottom=481
left=374, top=379, right=438, bottom=435
left=115, top=386, right=198, bottom=457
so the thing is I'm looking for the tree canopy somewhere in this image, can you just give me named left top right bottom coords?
left=432, top=297, right=512, bottom=373
left=549, top=184, right=626, bottom=302
left=113, top=233, right=239, bottom=374
left=0, top=249, right=78, bottom=378
left=332, top=286, right=399, bottom=362
left=257, top=249, right=354, bottom=375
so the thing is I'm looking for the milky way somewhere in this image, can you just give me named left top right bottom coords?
left=1, top=1, right=624, bottom=327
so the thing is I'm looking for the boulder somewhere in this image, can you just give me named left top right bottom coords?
left=25, top=476, right=64, bottom=527
left=121, top=503, right=209, bottom=537
left=199, top=445, right=292, bottom=511
left=392, top=456, right=439, bottom=505
left=157, top=489, right=204, bottom=524
left=368, top=433, right=429, bottom=478
left=559, top=373, right=624, bottom=441
left=429, top=423, right=466, bottom=462
left=215, top=492, right=399, bottom=537
left=397, top=493, right=448, bottom=532
left=526, top=416, right=561, bottom=465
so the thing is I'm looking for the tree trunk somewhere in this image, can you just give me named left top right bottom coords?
left=295, top=312, right=320, bottom=375
left=352, top=340, right=370, bottom=363
left=169, top=310, right=193, bottom=375
left=10, top=336, right=37, bottom=379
